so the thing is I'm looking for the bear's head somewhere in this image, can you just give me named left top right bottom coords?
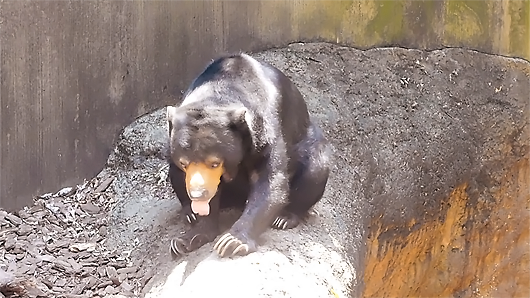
left=166, top=104, right=252, bottom=216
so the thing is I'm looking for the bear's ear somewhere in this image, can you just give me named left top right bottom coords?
left=166, top=106, right=178, bottom=123
left=228, top=106, right=251, bottom=126
left=166, top=105, right=185, bottom=135
left=228, top=106, right=266, bottom=149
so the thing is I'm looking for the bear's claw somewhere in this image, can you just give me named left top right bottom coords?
left=170, top=237, right=187, bottom=257
left=185, top=213, right=197, bottom=224
left=181, top=205, right=198, bottom=225
left=170, top=231, right=216, bottom=258
left=271, top=213, right=301, bottom=230
left=213, top=232, right=256, bottom=258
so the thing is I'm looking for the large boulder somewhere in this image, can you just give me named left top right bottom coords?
left=102, top=43, right=529, bottom=297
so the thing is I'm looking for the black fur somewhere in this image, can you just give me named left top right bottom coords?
left=167, top=53, right=332, bottom=258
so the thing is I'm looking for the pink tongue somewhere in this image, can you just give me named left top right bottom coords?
left=191, top=201, right=210, bottom=216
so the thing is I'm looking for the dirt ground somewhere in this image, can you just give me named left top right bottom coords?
left=1, top=42, right=528, bottom=298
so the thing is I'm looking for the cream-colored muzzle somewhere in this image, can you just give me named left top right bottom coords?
left=184, top=162, right=223, bottom=216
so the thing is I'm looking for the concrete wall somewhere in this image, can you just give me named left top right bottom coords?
left=1, top=0, right=529, bottom=210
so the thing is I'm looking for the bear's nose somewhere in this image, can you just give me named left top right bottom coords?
left=189, top=189, right=208, bottom=199
left=189, top=172, right=205, bottom=186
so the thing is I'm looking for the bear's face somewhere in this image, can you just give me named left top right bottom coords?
left=166, top=105, right=248, bottom=215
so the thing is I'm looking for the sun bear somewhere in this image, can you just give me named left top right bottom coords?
left=165, top=53, right=332, bottom=258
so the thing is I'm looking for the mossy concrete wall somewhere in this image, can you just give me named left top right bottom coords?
left=1, top=0, right=528, bottom=210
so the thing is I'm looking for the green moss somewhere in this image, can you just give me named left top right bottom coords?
left=523, top=1, right=530, bottom=58
left=366, top=0, right=405, bottom=44
left=443, top=0, right=491, bottom=47
left=509, top=0, right=530, bottom=59
left=402, top=0, right=441, bottom=47
left=412, top=0, right=438, bottom=23
left=299, top=0, right=355, bottom=40
left=286, top=0, right=529, bottom=61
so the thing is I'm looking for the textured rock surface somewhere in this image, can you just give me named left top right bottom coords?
left=1, top=42, right=528, bottom=298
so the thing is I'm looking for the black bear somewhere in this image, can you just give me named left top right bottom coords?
left=166, top=53, right=332, bottom=258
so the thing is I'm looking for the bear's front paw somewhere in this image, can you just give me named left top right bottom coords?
left=170, top=228, right=218, bottom=258
left=213, top=231, right=257, bottom=258
left=271, top=211, right=301, bottom=230
left=181, top=204, right=198, bottom=224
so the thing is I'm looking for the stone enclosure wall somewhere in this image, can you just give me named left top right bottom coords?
left=1, top=0, right=529, bottom=211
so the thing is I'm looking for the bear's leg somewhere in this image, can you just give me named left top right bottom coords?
left=217, top=168, right=251, bottom=210
left=213, top=162, right=287, bottom=258
left=272, top=123, right=332, bottom=230
left=168, top=163, right=221, bottom=256
left=170, top=199, right=220, bottom=257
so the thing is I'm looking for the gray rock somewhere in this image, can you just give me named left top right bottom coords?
left=1, top=42, right=528, bottom=297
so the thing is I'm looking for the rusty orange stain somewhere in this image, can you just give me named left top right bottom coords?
left=363, top=158, right=529, bottom=298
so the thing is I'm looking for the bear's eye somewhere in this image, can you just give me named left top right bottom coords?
left=179, top=159, right=189, bottom=169
left=205, top=156, right=222, bottom=169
